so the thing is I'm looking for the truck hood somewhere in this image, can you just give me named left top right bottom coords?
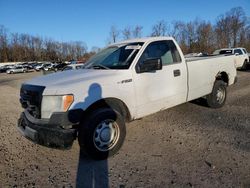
left=25, top=69, right=123, bottom=88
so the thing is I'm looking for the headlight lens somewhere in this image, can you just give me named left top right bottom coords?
left=41, top=95, right=74, bottom=119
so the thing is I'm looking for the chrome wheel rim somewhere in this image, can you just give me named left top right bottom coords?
left=93, top=119, right=120, bottom=152
left=216, top=87, right=225, bottom=104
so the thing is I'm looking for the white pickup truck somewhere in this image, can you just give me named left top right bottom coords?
left=213, top=48, right=249, bottom=69
left=18, top=37, right=237, bottom=160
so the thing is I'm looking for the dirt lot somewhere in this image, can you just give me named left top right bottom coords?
left=0, top=70, right=250, bottom=188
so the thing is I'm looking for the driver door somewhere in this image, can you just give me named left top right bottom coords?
left=132, top=40, right=188, bottom=118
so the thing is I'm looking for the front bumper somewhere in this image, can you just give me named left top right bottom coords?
left=17, top=110, right=79, bottom=149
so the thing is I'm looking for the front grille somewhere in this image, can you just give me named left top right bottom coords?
left=20, top=84, right=45, bottom=118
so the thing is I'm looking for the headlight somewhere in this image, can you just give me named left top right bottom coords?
left=41, top=95, right=74, bottom=119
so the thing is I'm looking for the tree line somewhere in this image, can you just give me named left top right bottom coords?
left=108, top=7, right=250, bottom=54
left=0, top=27, right=93, bottom=62
left=1, top=6, right=249, bottom=63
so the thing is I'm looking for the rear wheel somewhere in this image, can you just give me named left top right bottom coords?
left=206, top=80, right=227, bottom=108
left=78, top=108, right=126, bottom=160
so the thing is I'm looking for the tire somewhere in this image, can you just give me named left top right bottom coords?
left=78, top=108, right=126, bottom=160
left=241, top=60, right=247, bottom=70
left=206, top=80, right=227, bottom=108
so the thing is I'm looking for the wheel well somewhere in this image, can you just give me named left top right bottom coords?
left=84, top=98, right=131, bottom=122
left=216, top=72, right=229, bottom=85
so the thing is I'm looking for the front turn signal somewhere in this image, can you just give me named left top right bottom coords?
left=63, top=95, right=74, bottom=111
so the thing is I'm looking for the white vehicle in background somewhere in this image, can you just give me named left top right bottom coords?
left=43, top=63, right=54, bottom=71
left=6, top=66, right=27, bottom=74
left=213, top=48, right=249, bottom=69
left=34, top=63, right=44, bottom=71
left=62, top=64, right=84, bottom=71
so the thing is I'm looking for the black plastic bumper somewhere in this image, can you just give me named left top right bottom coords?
left=17, top=110, right=79, bottom=149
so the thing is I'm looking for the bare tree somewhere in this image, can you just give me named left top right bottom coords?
left=170, top=20, right=199, bottom=53
left=44, top=38, right=59, bottom=61
left=196, top=21, right=214, bottom=53
left=109, top=25, right=120, bottom=43
left=215, top=15, right=231, bottom=48
left=32, top=36, right=43, bottom=61
left=171, top=21, right=188, bottom=53
left=133, top=25, right=143, bottom=38
left=186, top=19, right=203, bottom=52
left=238, top=24, right=250, bottom=49
left=215, top=7, right=247, bottom=48
left=122, top=25, right=143, bottom=39
left=10, top=33, right=20, bottom=61
left=151, top=20, right=168, bottom=37
left=122, top=26, right=132, bottom=40
left=74, top=41, right=87, bottom=60
left=227, top=7, right=247, bottom=47
left=0, top=25, right=9, bottom=62
left=171, top=20, right=215, bottom=54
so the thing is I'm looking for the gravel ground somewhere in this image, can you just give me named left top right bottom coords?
left=0, top=70, right=250, bottom=188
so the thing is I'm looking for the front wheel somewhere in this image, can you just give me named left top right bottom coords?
left=206, top=80, right=227, bottom=108
left=78, top=108, right=126, bottom=160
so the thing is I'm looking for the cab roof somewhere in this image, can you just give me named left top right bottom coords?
left=111, top=36, right=174, bottom=47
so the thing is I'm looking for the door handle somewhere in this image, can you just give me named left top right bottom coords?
left=173, top=69, right=181, bottom=77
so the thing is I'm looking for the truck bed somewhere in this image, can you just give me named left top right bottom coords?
left=186, top=54, right=236, bottom=101
left=185, top=54, right=234, bottom=62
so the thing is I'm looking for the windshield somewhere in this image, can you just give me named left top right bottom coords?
left=84, top=42, right=143, bottom=69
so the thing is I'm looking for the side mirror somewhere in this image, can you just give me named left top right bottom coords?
left=137, top=58, right=162, bottom=73
left=235, top=53, right=239, bottom=56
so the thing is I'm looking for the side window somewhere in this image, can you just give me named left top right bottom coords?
left=138, top=40, right=182, bottom=66
left=234, top=49, right=243, bottom=55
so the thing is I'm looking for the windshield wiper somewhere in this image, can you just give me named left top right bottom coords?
left=91, top=64, right=110, bottom=70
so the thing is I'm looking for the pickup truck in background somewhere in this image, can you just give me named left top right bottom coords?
left=18, top=37, right=237, bottom=160
left=213, top=47, right=249, bottom=70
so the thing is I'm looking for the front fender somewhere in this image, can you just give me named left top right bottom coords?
left=69, top=82, right=136, bottom=119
